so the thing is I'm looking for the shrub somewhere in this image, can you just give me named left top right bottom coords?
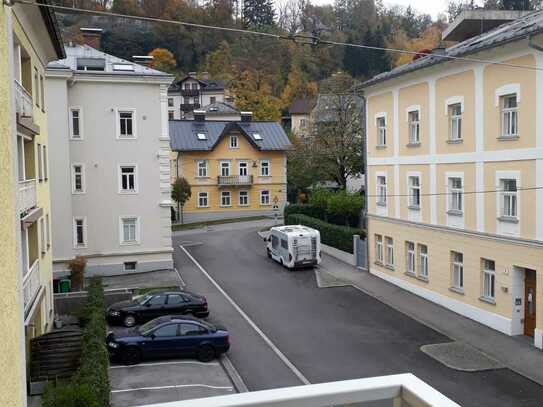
left=68, top=256, right=87, bottom=291
left=284, top=203, right=325, bottom=221
left=286, top=213, right=365, bottom=254
left=308, top=188, right=332, bottom=211
left=327, top=190, right=364, bottom=227
left=42, top=382, right=99, bottom=407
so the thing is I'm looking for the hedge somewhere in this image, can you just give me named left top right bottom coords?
left=284, top=203, right=326, bottom=221
left=286, top=213, right=365, bottom=254
left=43, top=278, right=110, bottom=407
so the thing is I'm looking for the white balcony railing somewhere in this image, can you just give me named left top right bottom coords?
left=14, top=80, right=33, bottom=118
left=143, top=374, right=459, bottom=407
left=18, top=179, right=37, bottom=215
left=218, top=175, right=253, bottom=186
left=23, top=259, right=40, bottom=314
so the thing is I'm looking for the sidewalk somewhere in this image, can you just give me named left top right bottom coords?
left=317, top=255, right=543, bottom=386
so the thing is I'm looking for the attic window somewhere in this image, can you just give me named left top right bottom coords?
left=76, top=57, right=105, bottom=71
left=253, top=133, right=262, bottom=140
left=196, top=133, right=207, bottom=140
left=113, top=64, right=135, bottom=72
left=209, top=107, right=218, bottom=112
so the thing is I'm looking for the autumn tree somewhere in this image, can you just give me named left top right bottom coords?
left=243, top=0, right=275, bottom=28
left=231, top=70, right=282, bottom=120
left=148, top=48, right=177, bottom=74
left=280, top=61, right=318, bottom=110
left=172, top=177, right=192, bottom=223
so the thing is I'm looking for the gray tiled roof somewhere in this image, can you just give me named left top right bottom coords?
left=289, top=97, right=316, bottom=115
left=169, top=120, right=292, bottom=152
left=186, top=102, right=239, bottom=116
left=47, top=44, right=172, bottom=77
left=169, top=77, right=226, bottom=92
left=362, top=9, right=543, bottom=88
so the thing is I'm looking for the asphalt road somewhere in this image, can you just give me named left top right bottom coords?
left=173, top=225, right=543, bottom=407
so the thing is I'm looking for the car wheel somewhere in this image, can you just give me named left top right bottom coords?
left=122, top=347, right=142, bottom=365
left=123, top=314, right=136, bottom=327
left=197, top=345, right=216, bottom=362
left=267, top=249, right=272, bottom=259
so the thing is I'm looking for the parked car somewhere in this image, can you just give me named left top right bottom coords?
left=107, top=316, right=229, bottom=364
left=265, top=225, right=321, bottom=269
left=106, top=290, right=209, bottom=327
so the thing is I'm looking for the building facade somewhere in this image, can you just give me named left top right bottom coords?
left=1, top=0, right=64, bottom=405
left=46, top=42, right=174, bottom=278
left=363, top=13, right=543, bottom=349
left=289, top=97, right=315, bottom=138
left=170, top=112, right=290, bottom=223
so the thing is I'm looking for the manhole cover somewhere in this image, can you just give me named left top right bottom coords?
left=421, top=342, right=505, bottom=372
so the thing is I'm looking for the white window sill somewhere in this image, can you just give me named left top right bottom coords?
left=74, top=244, right=87, bottom=249
left=374, top=260, right=384, bottom=267
left=384, top=264, right=395, bottom=271
left=72, top=191, right=86, bottom=195
left=376, top=201, right=387, bottom=207
left=408, top=205, right=420, bottom=211
left=498, top=216, right=519, bottom=224
left=376, top=145, right=387, bottom=149
left=479, top=296, right=496, bottom=305
left=417, top=275, right=429, bottom=283
left=446, top=138, right=463, bottom=144
left=406, top=142, right=421, bottom=148
left=197, top=206, right=209, bottom=209
left=70, top=138, right=84, bottom=141
left=404, top=271, right=416, bottom=278
left=118, top=136, right=137, bottom=140
left=220, top=205, right=232, bottom=208
left=260, top=175, right=272, bottom=178
left=119, top=191, right=138, bottom=195
left=449, top=286, right=464, bottom=295
left=447, top=209, right=463, bottom=217
left=238, top=204, right=250, bottom=207
left=497, top=135, right=519, bottom=141
left=120, top=241, right=140, bottom=246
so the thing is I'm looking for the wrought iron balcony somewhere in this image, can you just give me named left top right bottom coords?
left=181, top=88, right=200, bottom=97
left=23, top=259, right=41, bottom=316
left=218, top=175, right=253, bottom=186
left=180, top=103, right=201, bottom=112
left=14, top=80, right=33, bottom=118
left=18, top=178, right=37, bottom=215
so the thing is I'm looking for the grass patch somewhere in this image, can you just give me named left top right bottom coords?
left=172, top=215, right=270, bottom=231
left=134, top=286, right=180, bottom=295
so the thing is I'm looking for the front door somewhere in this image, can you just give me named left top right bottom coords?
left=524, top=269, right=537, bottom=337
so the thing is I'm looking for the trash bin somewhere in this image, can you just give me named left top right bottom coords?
left=59, top=279, right=71, bottom=293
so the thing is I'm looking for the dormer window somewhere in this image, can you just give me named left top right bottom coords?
left=197, top=133, right=207, bottom=140
left=76, top=57, right=105, bottom=71
left=113, top=64, right=134, bottom=72
left=253, top=133, right=262, bottom=140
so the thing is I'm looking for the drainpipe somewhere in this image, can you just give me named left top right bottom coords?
left=362, top=95, right=369, bottom=271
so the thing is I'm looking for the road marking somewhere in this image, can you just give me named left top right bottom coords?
left=109, top=360, right=219, bottom=369
left=179, top=245, right=311, bottom=385
left=111, top=384, right=234, bottom=393
left=174, top=267, right=187, bottom=288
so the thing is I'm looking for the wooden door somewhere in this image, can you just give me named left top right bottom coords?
left=524, top=269, right=537, bottom=337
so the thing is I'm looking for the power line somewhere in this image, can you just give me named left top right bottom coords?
left=364, top=185, right=543, bottom=199
left=13, top=0, right=543, bottom=73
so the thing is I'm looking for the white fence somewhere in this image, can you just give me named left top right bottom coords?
left=14, top=79, right=33, bottom=118
left=18, top=179, right=37, bottom=215
left=23, top=259, right=40, bottom=313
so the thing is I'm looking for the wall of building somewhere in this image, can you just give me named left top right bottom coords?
left=290, top=113, right=310, bottom=137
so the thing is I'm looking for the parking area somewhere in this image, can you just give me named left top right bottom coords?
left=109, top=359, right=235, bottom=406
left=101, top=269, right=185, bottom=291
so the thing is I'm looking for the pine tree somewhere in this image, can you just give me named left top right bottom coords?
left=243, top=0, right=275, bottom=28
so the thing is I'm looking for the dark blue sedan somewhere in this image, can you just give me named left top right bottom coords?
left=107, top=316, right=229, bottom=364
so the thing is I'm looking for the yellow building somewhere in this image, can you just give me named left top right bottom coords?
left=0, top=1, right=64, bottom=404
left=362, top=11, right=543, bottom=349
left=170, top=112, right=290, bottom=222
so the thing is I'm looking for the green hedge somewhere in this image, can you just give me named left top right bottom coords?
left=43, top=278, right=110, bottom=407
left=286, top=214, right=365, bottom=254
left=284, top=204, right=326, bottom=221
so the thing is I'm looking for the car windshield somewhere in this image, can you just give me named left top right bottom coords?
left=137, top=318, right=164, bottom=335
left=135, top=293, right=153, bottom=305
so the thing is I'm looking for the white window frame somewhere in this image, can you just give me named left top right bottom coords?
left=260, top=190, right=270, bottom=206
left=196, top=160, right=208, bottom=178
left=495, top=84, right=520, bottom=138
left=406, top=105, right=421, bottom=144
left=496, top=171, right=520, bottom=220
left=42, top=145, right=48, bottom=180
left=37, top=144, right=43, bottom=181
left=73, top=217, right=87, bottom=248
left=451, top=251, right=464, bottom=290
left=220, top=161, right=231, bottom=177
left=376, top=174, right=387, bottom=206
left=238, top=161, right=248, bottom=176
left=385, top=237, right=394, bottom=267
left=197, top=192, right=209, bottom=208
left=118, top=164, right=138, bottom=194
left=260, top=160, right=271, bottom=177
left=447, top=175, right=464, bottom=213
left=220, top=191, right=232, bottom=207
left=123, top=261, right=137, bottom=272
left=375, top=234, right=383, bottom=264
left=418, top=244, right=428, bottom=278
left=116, top=108, right=137, bottom=139
left=500, top=94, right=519, bottom=138
left=482, top=258, right=496, bottom=300
left=119, top=216, right=140, bottom=245
left=375, top=113, right=387, bottom=147
left=239, top=190, right=249, bottom=206
left=69, top=107, right=83, bottom=140
left=40, top=217, right=46, bottom=255
left=407, top=174, right=421, bottom=209
left=46, top=213, right=51, bottom=248
left=71, top=163, right=86, bottom=194
left=448, top=103, right=463, bottom=141
left=406, top=241, right=415, bottom=274
left=230, top=135, right=239, bottom=149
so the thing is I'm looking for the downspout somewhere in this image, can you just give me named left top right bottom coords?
left=362, top=94, right=369, bottom=271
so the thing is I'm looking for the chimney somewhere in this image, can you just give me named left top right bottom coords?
left=188, top=71, right=197, bottom=77
left=194, top=110, right=206, bottom=122
left=80, top=28, right=103, bottom=50
left=133, top=55, right=154, bottom=66
left=201, top=71, right=209, bottom=81
left=241, top=112, right=253, bottom=122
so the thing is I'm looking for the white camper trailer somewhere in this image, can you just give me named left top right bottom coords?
left=265, top=225, right=321, bottom=269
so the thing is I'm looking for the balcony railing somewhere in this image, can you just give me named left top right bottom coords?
left=218, top=175, right=253, bottom=186
left=23, top=259, right=40, bottom=314
left=18, top=179, right=37, bottom=215
left=144, top=374, right=459, bottom=407
left=14, top=80, right=33, bottom=118
left=181, top=88, right=200, bottom=97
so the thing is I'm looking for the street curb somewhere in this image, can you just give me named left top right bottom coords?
left=220, top=354, right=249, bottom=393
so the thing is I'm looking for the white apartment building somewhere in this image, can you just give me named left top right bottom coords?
left=46, top=38, right=174, bottom=280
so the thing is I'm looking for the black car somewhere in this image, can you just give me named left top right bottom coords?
left=107, top=316, right=229, bottom=364
left=107, top=290, right=209, bottom=327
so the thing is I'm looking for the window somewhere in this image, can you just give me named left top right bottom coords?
left=113, top=64, right=134, bottom=72
left=253, top=133, right=262, bottom=140
left=260, top=160, right=270, bottom=176
left=500, top=179, right=517, bottom=218
left=408, top=110, right=420, bottom=144
left=239, top=190, right=249, bottom=206
left=376, top=116, right=386, bottom=146
left=180, top=323, right=206, bottom=336
left=196, top=132, right=207, bottom=140
left=376, top=176, right=387, bottom=206
left=168, top=97, right=174, bottom=107
left=70, top=108, right=82, bottom=139
left=121, top=217, right=139, bottom=244
left=449, top=103, right=462, bottom=141
left=43, top=145, right=48, bottom=180
left=385, top=237, right=394, bottom=267
left=271, top=235, right=279, bottom=249
left=408, top=176, right=420, bottom=208
left=210, top=96, right=216, bottom=104
left=168, top=111, right=174, bottom=120
left=124, top=262, right=137, bottom=272
left=167, top=294, right=186, bottom=304
left=239, top=161, right=248, bottom=176
left=73, top=217, right=86, bottom=247
left=406, top=241, right=415, bottom=274
left=418, top=244, right=428, bottom=278
left=154, top=324, right=178, bottom=337
left=220, top=161, right=230, bottom=177
left=230, top=136, right=239, bottom=149
left=148, top=295, right=166, bottom=306
left=118, top=110, right=135, bottom=138
left=198, top=192, right=209, bottom=207
left=281, top=239, right=288, bottom=249
left=197, top=160, right=208, bottom=177
left=482, top=259, right=496, bottom=300
left=448, top=177, right=463, bottom=212
left=40, top=217, right=46, bottom=255
left=375, top=235, right=383, bottom=264
left=451, top=251, right=464, bottom=290
left=72, top=164, right=85, bottom=194
left=40, top=75, right=45, bottom=111
left=184, top=84, right=190, bottom=91
left=221, top=191, right=231, bottom=207
left=501, top=94, right=518, bottom=138
left=260, top=190, right=270, bottom=205
left=34, top=67, right=39, bottom=107
left=37, top=144, right=43, bottom=181
left=191, top=83, right=198, bottom=90
left=119, top=165, right=137, bottom=193
left=300, top=118, right=307, bottom=129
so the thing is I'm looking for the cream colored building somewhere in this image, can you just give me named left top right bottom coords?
left=0, top=0, right=64, bottom=405
left=362, top=12, right=543, bottom=349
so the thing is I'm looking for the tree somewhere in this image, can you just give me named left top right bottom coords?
left=171, top=177, right=192, bottom=223
left=148, top=48, right=177, bottom=74
left=280, top=61, right=317, bottom=110
left=243, top=0, right=275, bottom=28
